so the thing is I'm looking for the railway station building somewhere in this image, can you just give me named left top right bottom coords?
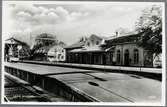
left=103, top=32, right=153, bottom=67
left=65, top=32, right=161, bottom=67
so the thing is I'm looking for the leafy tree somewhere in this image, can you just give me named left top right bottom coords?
left=31, top=33, right=57, bottom=54
left=135, top=5, right=162, bottom=56
left=58, top=41, right=66, bottom=47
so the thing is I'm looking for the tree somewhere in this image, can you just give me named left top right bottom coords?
left=31, top=33, right=57, bottom=54
left=135, top=5, right=162, bottom=56
left=58, top=41, right=66, bottom=47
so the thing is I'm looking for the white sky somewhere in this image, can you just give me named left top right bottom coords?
left=2, top=1, right=162, bottom=46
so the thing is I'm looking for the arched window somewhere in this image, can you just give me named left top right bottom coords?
left=117, top=50, right=121, bottom=63
left=87, top=42, right=90, bottom=46
left=134, top=49, right=139, bottom=64
left=96, top=41, right=99, bottom=45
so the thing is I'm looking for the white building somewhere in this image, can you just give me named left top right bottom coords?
left=47, top=45, right=66, bottom=62
left=153, top=53, right=162, bottom=68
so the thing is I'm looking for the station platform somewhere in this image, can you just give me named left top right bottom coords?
left=4, top=62, right=162, bottom=103
left=21, top=60, right=162, bottom=74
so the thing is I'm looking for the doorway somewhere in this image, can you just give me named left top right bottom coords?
left=124, top=49, right=129, bottom=66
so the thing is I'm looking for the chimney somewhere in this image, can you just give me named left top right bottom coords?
left=116, top=31, right=118, bottom=37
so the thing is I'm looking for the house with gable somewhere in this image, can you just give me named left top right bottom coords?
left=4, top=37, right=30, bottom=61
left=65, top=34, right=106, bottom=64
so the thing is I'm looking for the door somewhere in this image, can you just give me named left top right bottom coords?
left=124, top=49, right=129, bottom=66
left=102, top=53, right=106, bottom=65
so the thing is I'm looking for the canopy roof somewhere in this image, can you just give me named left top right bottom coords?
left=65, top=41, right=85, bottom=49
left=69, top=46, right=106, bottom=53
left=34, top=45, right=53, bottom=54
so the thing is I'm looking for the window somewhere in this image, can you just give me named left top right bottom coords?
left=96, top=41, right=99, bottom=45
left=58, top=54, right=61, bottom=59
left=87, top=42, right=90, bottom=46
left=61, top=56, right=64, bottom=59
left=48, top=56, right=54, bottom=58
left=117, top=50, right=120, bottom=63
left=134, top=49, right=139, bottom=64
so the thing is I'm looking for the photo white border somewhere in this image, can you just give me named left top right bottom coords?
left=1, top=1, right=166, bottom=106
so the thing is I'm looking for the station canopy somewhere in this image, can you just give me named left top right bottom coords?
left=69, top=46, right=105, bottom=53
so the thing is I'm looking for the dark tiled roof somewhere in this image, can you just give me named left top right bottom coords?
left=90, top=34, right=103, bottom=40
left=65, top=34, right=103, bottom=49
left=34, top=45, right=54, bottom=54
left=36, top=33, right=56, bottom=39
left=65, top=41, right=85, bottom=49
left=103, top=34, right=141, bottom=48
left=5, top=37, right=29, bottom=46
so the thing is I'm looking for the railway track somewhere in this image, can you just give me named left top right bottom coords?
left=4, top=73, right=69, bottom=102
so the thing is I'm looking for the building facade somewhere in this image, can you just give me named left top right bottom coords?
left=65, top=33, right=157, bottom=67
left=5, top=37, right=30, bottom=61
left=47, top=45, right=66, bottom=62
left=65, top=34, right=106, bottom=64
left=33, top=44, right=66, bottom=62
left=103, top=33, right=154, bottom=67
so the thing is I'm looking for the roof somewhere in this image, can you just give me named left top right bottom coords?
left=69, top=47, right=104, bottom=53
left=103, top=33, right=141, bottom=48
left=34, top=44, right=65, bottom=54
left=35, top=33, right=56, bottom=40
left=65, top=34, right=103, bottom=49
left=34, top=45, right=53, bottom=54
left=5, top=37, right=28, bottom=46
left=89, top=34, right=103, bottom=40
left=65, top=41, right=85, bottom=49
left=69, top=46, right=115, bottom=53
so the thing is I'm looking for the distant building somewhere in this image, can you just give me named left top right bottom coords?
left=64, top=38, right=86, bottom=63
left=31, top=33, right=66, bottom=62
left=5, top=37, right=30, bottom=61
left=33, top=45, right=51, bottom=61
left=47, top=45, right=66, bottom=62
left=65, top=34, right=106, bottom=64
left=33, top=44, right=66, bottom=62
